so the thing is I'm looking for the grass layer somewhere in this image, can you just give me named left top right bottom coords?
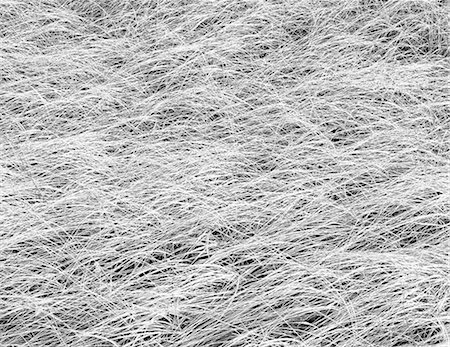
left=1, top=0, right=449, bottom=346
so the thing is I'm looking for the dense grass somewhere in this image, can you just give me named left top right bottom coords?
left=1, top=0, right=449, bottom=346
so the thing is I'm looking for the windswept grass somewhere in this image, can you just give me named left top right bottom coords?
left=1, top=0, right=449, bottom=346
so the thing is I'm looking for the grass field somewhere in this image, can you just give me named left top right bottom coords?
left=1, top=0, right=449, bottom=346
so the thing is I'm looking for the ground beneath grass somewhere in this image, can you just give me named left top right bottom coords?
left=1, top=0, right=449, bottom=346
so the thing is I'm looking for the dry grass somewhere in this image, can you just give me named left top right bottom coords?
left=1, top=0, right=449, bottom=346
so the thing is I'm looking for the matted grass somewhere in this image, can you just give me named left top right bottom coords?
left=1, top=0, right=449, bottom=346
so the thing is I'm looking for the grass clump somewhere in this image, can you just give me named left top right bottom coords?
left=1, top=0, right=449, bottom=346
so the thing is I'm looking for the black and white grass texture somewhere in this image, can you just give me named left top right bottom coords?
left=0, top=0, right=449, bottom=346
